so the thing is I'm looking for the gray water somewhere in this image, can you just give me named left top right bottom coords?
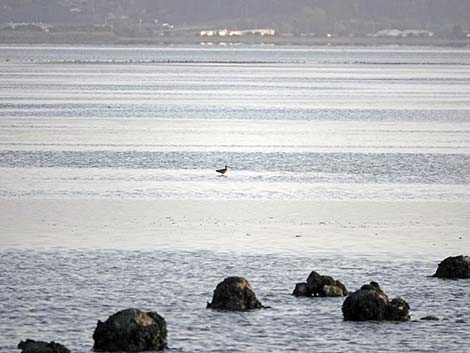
left=3, top=45, right=470, bottom=64
left=0, top=46, right=470, bottom=352
left=1, top=250, right=469, bottom=353
left=1, top=46, right=470, bottom=201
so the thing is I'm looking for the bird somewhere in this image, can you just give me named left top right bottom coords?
left=216, top=165, right=229, bottom=175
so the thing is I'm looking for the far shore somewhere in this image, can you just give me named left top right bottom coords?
left=1, top=30, right=469, bottom=47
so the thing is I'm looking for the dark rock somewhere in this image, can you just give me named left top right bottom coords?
left=342, top=282, right=389, bottom=321
left=433, top=255, right=470, bottom=279
left=303, top=271, right=348, bottom=297
left=293, top=282, right=311, bottom=297
left=364, top=281, right=381, bottom=291
left=456, top=319, right=466, bottom=323
left=322, top=285, right=346, bottom=297
left=420, top=315, right=439, bottom=321
left=18, top=339, right=71, bottom=353
left=92, top=308, right=167, bottom=352
left=306, top=271, right=324, bottom=293
left=207, top=277, right=264, bottom=311
left=342, top=282, right=410, bottom=321
left=386, top=298, right=411, bottom=321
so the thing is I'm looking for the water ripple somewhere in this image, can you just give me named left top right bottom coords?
left=0, top=250, right=468, bottom=353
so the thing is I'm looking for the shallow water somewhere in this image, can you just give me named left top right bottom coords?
left=2, top=45, right=470, bottom=65
left=1, top=47, right=470, bottom=201
left=0, top=46, right=470, bottom=352
left=1, top=250, right=469, bottom=353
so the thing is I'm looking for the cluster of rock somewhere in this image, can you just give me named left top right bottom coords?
left=342, top=282, right=410, bottom=321
left=293, top=271, right=348, bottom=297
left=17, top=255, right=469, bottom=352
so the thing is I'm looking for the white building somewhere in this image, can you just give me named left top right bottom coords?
left=373, top=29, right=433, bottom=38
left=200, top=28, right=275, bottom=37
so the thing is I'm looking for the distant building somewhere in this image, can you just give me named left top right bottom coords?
left=242, top=29, right=276, bottom=36
left=373, top=29, right=402, bottom=37
left=218, top=29, right=228, bottom=37
left=200, top=30, right=216, bottom=37
left=3, top=22, right=53, bottom=32
left=200, top=28, right=275, bottom=37
left=372, top=29, right=433, bottom=38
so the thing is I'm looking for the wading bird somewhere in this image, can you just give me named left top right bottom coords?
left=216, top=165, right=229, bottom=175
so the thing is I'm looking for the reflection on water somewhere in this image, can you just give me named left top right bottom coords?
left=0, top=151, right=469, bottom=200
left=1, top=47, right=470, bottom=201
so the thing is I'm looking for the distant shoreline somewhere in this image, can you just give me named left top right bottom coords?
left=1, top=30, right=469, bottom=47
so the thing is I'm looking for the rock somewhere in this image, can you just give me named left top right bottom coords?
left=342, top=282, right=389, bottom=321
left=293, top=282, right=311, bottom=297
left=301, top=271, right=348, bottom=297
left=420, top=315, right=439, bottom=321
left=322, top=285, right=346, bottom=297
left=207, top=277, right=264, bottom=311
left=306, top=271, right=325, bottom=293
left=342, top=282, right=410, bottom=321
left=92, top=308, right=167, bottom=352
left=456, top=319, right=466, bottom=323
left=433, top=255, right=470, bottom=279
left=386, top=298, right=411, bottom=321
left=18, top=339, right=71, bottom=353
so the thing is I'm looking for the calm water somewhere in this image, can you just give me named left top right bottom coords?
left=1, top=46, right=470, bottom=201
left=1, top=250, right=469, bottom=353
left=0, top=46, right=469, bottom=352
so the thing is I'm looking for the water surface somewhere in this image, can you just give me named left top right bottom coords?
left=0, top=46, right=469, bottom=352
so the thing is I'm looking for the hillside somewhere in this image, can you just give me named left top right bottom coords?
left=1, top=0, right=469, bottom=36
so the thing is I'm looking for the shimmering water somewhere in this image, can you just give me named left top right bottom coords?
left=0, top=46, right=470, bottom=352
left=1, top=46, right=470, bottom=201
left=1, top=250, right=469, bottom=353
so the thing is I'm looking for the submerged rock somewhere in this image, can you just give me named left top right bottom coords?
left=433, top=255, right=470, bottom=279
left=421, top=315, right=439, bottom=321
left=92, top=308, right=167, bottom=352
left=18, top=339, right=71, bottom=353
left=292, top=271, right=348, bottom=297
left=207, top=277, right=264, bottom=311
left=342, top=282, right=410, bottom=321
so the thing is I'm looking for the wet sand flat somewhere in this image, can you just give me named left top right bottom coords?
left=1, top=199, right=468, bottom=259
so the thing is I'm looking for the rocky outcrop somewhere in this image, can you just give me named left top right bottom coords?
left=433, top=255, right=470, bottom=279
left=17, top=339, right=71, bottom=353
left=92, top=308, right=167, bottom=352
left=207, top=277, right=264, bottom=311
left=342, top=282, right=410, bottom=321
left=292, top=271, right=348, bottom=297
